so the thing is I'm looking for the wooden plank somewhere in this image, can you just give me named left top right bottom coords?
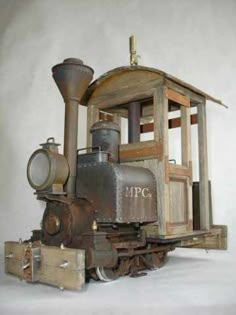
left=105, top=108, right=128, bottom=117
left=168, top=178, right=188, bottom=225
left=180, top=106, right=193, bottom=233
left=112, top=112, right=122, bottom=128
left=165, top=88, right=190, bottom=107
left=39, top=246, right=85, bottom=290
left=168, top=163, right=192, bottom=179
left=142, top=100, right=194, bottom=118
left=140, top=114, right=198, bottom=133
left=92, top=87, right=157, bottom=110
left=87, top=70, right=163, bottom=108
left=198, top=101, right=210, bottom=230
left=99, top=111, right=113, bottom=121
left=165, top=79, right=205, bottom=104
left=181, top=107, right=191, bottom=166
left=142, top=104, right=153, bottom=117
left=91, top=70, right=162, bottom=97
left=119, top=140, right=163, bottom=162
left=141, top=123, right=154, bottom=133
left=154, top=85, right=169, bottom=235
left=82, top=66, right=224, bottom=107
left=5, top=242, right=28, bottom=278
left=180, top=225, right=227, bottom=250
left=98, top=111, right=122, bottom=127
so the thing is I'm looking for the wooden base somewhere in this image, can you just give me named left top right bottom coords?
left=179, top=225, right=227, bottom=250
left=5, top=241, right=85, bottom=290
left=144, top=225, right=227, bottom=250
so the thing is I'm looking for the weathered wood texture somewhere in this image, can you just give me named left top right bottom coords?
left=140, top=114, right=198, bottom=133
left=167, top=163, right=192, bottom=180
left=164, top=90, right=193, bottom=235
left=82, top=66, right=224, bottom=107
left=169, top=179, right=187, bottom=224
left=112, top=112, right=122, bottom=127
left=167, top=177, right=192, bottom=235
left=119, top=140, right=162, bottom=162
left=40, top=246, right=85, bottom=290
left=4, top=242, right=85, bottom=291
left=84, top=66, right=219, bottom=239
left=181, top=106, right=191, bottom=166
left=197, top=101, right=210, bottom=230
left=154, top=85, right=169, bottom=235
left=165, top=79, right=205, bottom=105
left=181, top=105, right=193, bottom=233
left=165, top=88, right=190, bottom=107
left=179, top=225, right=227, bottom=250
left=87, top=69, right=163, bottom=109
left=5, top=242, right=28, bottom=278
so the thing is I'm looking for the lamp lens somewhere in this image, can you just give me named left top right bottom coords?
left=29, top=152, right=50, bottom=187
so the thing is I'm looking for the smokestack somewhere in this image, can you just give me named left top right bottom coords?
left=52, top=58, right=94, bottom=197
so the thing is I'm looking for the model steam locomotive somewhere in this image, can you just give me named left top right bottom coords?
left=5, top=37, right=227, bottom=290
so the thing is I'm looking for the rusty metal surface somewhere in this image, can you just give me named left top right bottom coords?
left=78, top=151, right=109, bottom=164
left=128, top=102, right=141, bottom=143
left=42, top=199, right=95, bottom=247
left=90, top=121, right=120, bottom=163
left=44, top=213, right=61, bottom=235
left=93, top=243, right=172, bottom=281
left=52, top=58, right=94, bottom=197
left=77, top=162, right=157, bottom=223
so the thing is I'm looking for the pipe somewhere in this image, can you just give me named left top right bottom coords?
left=52, top=58, right=94, bottom=198
left=64, top=99, right=79, bottom=196
left=128, top=102, right=141, bottom=143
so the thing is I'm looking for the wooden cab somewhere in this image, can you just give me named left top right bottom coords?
left=81, top=65, right=227, bottom=249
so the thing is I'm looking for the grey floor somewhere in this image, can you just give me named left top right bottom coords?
left=0, top=248, right=235, bottom=315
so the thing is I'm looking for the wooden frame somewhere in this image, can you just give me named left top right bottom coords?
left=197, top=101, right=210, bottom=230
left=162, top=86, right=193, bottom=236
left=168, top=178, right=188, bottom=226
left=86, top=74, right=210, bottom=237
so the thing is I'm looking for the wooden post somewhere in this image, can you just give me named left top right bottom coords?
left=181, top=106, right=191, bottom=167
left=197, top=100, right=210, bottom=230
left=181, top=106, right=193, bottom=231
left=113, top=113, right=121, bottom=128
left=154, top=85, right=169, bottom=235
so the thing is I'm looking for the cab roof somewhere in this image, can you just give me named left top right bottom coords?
left=81, top=65, right=225, bottom=107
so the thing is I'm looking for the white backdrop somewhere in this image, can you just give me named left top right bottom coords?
left=0, top=1, right=236, bottom=313
left=0, top=0, right=235, bottom=254
left=1, top=0, right=236, bottom=249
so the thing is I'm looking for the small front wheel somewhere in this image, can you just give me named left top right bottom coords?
left=96, top=267, right=119, bottom=282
